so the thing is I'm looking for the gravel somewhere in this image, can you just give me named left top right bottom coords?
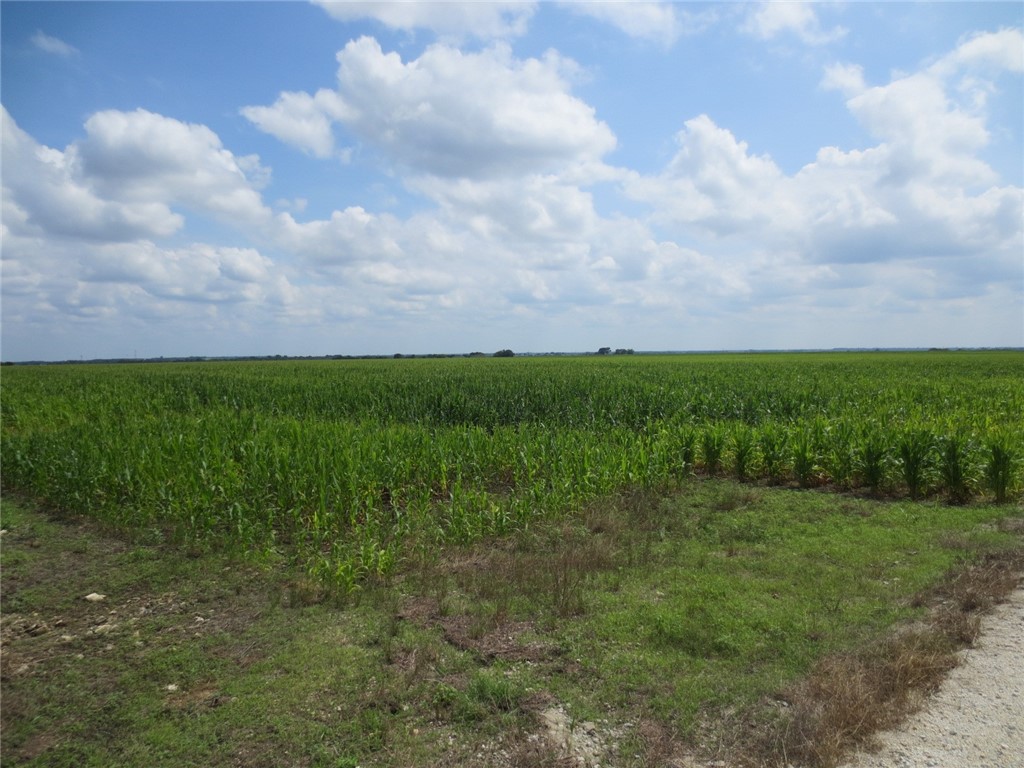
left=840, top=586, right=1024, bottom=768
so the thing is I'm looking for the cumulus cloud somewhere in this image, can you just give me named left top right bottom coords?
left=821, top=62, right=865, bottom=98
left=936, top=27, right=1024, bottom=75
left=76, top=109, right=272, bottom=226
left=275, top=207, right=404, bottom=266
left=84, top=243, right=277, bottom=304
left=626, top=115, right=797, bottom=238
left=313, top=1, right=536, bottom=41
left=241, top=89, right=353, bottom=159
left=1, top=107, right=183, bottom=242
left=743, top=2, right=845, bottom=45
left=243, top=37, right=616, bottom=179
left=409, top=174, right=598, bottom=250
left=2, top=106, right=275, bottom=249
left=559, top=1, right=690, bottom=47
left=629, top=27, right=1023, bottom=284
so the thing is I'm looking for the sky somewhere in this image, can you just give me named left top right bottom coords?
left=2, top=2, right=1022, bottom=361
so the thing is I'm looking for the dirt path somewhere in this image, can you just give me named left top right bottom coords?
left=840, top=586, right=1024, bottom=768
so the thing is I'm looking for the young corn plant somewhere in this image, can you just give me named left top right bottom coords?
left=730, top=423, right=756, bottom=482
left=823, top=420, right=857, bottom=490
left=984, top=432, right=1017, bottom=504
left=758, top=423, right=788, bottom=485
left=939, top=433, right=974, bottom=505
left=678, top=426, right=698, bottom=476
left=701, top=424, right=726, bottom=476
left=897, top=428, right=934, bottom=500
left=856, top=427, right=889, bottom=496
left=791, top=429, right=817, bottom=488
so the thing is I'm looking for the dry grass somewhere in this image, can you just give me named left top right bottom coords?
left=740, top=544, right=1024, bottom=768
left=772, top=630, right=957, bottom=767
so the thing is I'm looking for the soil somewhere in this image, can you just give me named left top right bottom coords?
left=839, top=586, right=1024, bottom=768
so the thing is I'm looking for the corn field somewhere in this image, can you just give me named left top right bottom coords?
left=2, top=352, right=1021, bottom=589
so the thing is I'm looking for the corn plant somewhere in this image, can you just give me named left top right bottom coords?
left=856, top=427, right=889, bottom=495
left=897, top=428, right=934, bottom=500
left=791, top=429, right=818, bottom=488
left=729, top=423, right=756, bottom=481
left=939, top=433, right=974, bottom=504
left=822, top=420, right=856, bottom=489
left=701, top=424, right=726, bottom=476
left=984, top=433, right=1017, bottom=504
left=678, top=426, right=698, bottom=476
left=758, top=423, right=788, bottom=484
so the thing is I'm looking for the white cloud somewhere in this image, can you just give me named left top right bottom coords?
left=626, top=115, right=797, bottom=238
left=275, top=207, right=404, bottom=266
left=85, top=243, right=277, bottom=304
left=31, top=30, right=78, bottom=57
left=626, top=28, right=1023, bottom=294
left=76, top=109, right=272, bottom=226
left=244, top=37, right=616, bottom=179
left=313, top=1, right=536, bottom=41
left=822, top=29, right=1024, bottom=194
left=1, top=107, right=183, bottom=242
left=936, top=27, right=1024, bottom=75
left=559, top=1, right=688, bottom=47
left=743, top=2, right=845, bottom=46
left=241, top=89, right=353, bottom=159
left=409, top=174, right=598, bottom=250
left=821, top=62, right=865, bottom=98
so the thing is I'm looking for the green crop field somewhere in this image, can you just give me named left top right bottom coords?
left=2, top=351, right=1022, bottom=589
left=3, top=350, right=1024, bottom=767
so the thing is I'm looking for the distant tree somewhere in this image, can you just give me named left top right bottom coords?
left=494, top=349, right=515, bottom=358
left=614, top=348, right=635, bottom=355
left=597, top=347, right=611, bottom=355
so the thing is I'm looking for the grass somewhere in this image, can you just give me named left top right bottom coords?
left=2, top=484, right=1022, bottom=767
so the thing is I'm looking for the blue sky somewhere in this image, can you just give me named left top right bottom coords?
left=2, top=2, right=1022, bottom=360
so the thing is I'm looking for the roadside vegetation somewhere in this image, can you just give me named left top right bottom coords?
left=2, top=351, right=1022, bottom=765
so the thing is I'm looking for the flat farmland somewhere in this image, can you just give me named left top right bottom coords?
left=2, top=352, right=1021, bottom=580
left=2, top=351, right=1023, bottom=767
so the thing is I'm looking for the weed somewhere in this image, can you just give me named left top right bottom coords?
left=467, top=669, right=524, bottom=713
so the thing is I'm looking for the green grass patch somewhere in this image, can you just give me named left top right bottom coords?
left=2, top=483, right=1021, bottom=767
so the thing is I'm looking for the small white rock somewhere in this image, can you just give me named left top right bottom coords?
left=166, top=683, right=179, bottom=692
left=84, top=593, right=106, bottom=602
